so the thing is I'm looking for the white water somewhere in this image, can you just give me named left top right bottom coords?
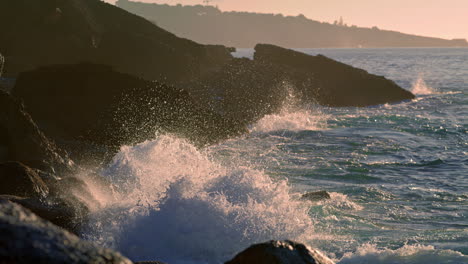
left=84, top=135, right=313, bottom=263
left=411, top=75, right=436, bottom=95
left=339, top=244, right=467, bottom=263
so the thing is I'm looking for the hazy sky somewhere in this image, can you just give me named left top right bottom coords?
left=107, top=0, right=468, bottom=40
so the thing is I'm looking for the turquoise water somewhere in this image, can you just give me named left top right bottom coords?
left=86, top=48, right=468, bottom=263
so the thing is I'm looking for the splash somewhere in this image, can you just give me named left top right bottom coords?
left=250, top=86, right=328, bottom=133
left=338, top=244, right=467, bottom=264
left=84, top=135, right=313, bottom=264
left=411, top=75, right=435, bottom=95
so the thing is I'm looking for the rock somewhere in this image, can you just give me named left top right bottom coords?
left=0, top=0, right=232, bottom=83
left=185, top=58, right=289, bottom=124
left=0, top=162, right=49, bottom=198
left=0, top=90, right=74, bottom=173
left=0, top=200, right=132, bottom=264
left=135, top=261, right=165, bottom=264
left=254, top=44, right=415, bottom=107
left=225, top=240, right=335, bottom=264
left=12, top=63, right=247, bottom=158
left=185, top=44, right=415, bottom=126
left=301, top=191, right=331, bottom=202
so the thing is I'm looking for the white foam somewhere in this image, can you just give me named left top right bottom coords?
left=411, top=75, right=436, bottom=95
left=84, top=135, right=313, bottom=263
left=338, top=244, right=467, bottom=264
left=250, top=87, right=328, bottom=133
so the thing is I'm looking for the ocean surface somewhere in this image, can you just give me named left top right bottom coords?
left=84, top=48, right=468, bottom=264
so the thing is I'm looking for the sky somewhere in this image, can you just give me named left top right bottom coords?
left=106, top=0, right=468, bottom=40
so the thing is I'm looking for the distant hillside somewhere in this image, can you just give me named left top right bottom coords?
left=116, top=0, right=468, bottom=48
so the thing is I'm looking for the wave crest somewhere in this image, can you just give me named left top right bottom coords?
left=84, top=135, right=313, bottom=263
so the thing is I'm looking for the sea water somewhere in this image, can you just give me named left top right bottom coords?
left=84, top=48, right=468, bottom=263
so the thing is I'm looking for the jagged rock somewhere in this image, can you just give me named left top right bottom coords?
left=0, top=200, right=132, bottom=264
left=254, top=44, right=415, bottom=107
left=0, top=162, right=49, bottom=198
left=185, top=58, right=289, bottom=124
left=0, top=0, right=232, bottom=83
left=12, top=63, right=247, bottom=158
left=185, top=44, right=415, bottom=125
left=301, top=191, right=331, bottom=202
left=135, top=261, right=166, bottom=264
left=225, top=240, right=335, bottom=264
left=0, top=90, right=74, bottom=173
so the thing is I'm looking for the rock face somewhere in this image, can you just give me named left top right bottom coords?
left=0, top=0, right=233, bottom=83
left=0, top=162, right=49, bottom=198
left=0, top=90, right=73, bottom=173
left=301, top=191, right=331, bottom=202
left=225, top=240, right=335, bottom=264
left=185, top=44, right=415, bottom=125
left=186, top=58, right=289, bottom=124
left=12, top=63, right=247, bottom=156
left=0, top=200, right=132, bottom=264
left=253, top=44, right=415, bottom=107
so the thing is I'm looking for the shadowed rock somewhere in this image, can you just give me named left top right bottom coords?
left=12, top=63, right=247, bottom=160
left=254, top=44, right=415, bottom=107
left=0, top=0, right=233, bottom=83
left=185, top=44, right=415, bottom=125
left=0, top=200, right=132, bottom=264
left=0, top=162, right=49, bottom=198
left=225, top=240, right=335, bottom=264
left=301, top=191, right=331, bottom=202
left=0, top=90, right=74, bottom=173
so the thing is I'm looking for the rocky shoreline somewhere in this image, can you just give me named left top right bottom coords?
left=0, top=0, right=417, bottom=263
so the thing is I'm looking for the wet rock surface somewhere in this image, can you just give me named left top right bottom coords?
left=0, top=200, right=132, bottom=264
left=225, top=240, right=335, bottom=264
left=12, top=63, right=246, bottom=158
left=0, top=90, right=73, bottom=174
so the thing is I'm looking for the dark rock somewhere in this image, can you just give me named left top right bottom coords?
left=0, top=200, right=132, bottom=264
left=301, top=191, right=331, bottom=202
left=185, top=58, right=289, bottom=124
left=225, top=240, right=335, bottom=264
left=0, top=0, right=233, bottom=83
left=135, top=261, right=165, bottom=264
left=12, top=63, right=247, bottom=158
left=0, top=90, right=74, bottom=173
left=0, top=195, right=85, bottom=234
left=185, top=44, right=415, bottom=126
left=254, top=44, right=415, bottom=107
left=0, top=162, right=49, bottom=198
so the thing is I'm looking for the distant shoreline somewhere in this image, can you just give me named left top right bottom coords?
left=116, top=0, right=468, bottom=49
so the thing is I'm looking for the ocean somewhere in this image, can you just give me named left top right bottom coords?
left=83, top=48, right=468, bottom=264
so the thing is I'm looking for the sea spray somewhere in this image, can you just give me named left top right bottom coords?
left=411, top=75, right=435, bottom=95
left=338, top=244, right=467, bottom=264
left=250, top=85, right=328, bottom=133
left=84, top=135, right=313, bottom=263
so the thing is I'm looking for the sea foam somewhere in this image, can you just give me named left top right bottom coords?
left=83, top=135, right=313, bottom=263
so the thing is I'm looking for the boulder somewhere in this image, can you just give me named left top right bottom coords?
left=0, top=0, right=233, bottom=83
left=185, top=44, right=415, bottom=126
left=0, top=200, right=132, bottom=264
left=0, top=162, right=49, bottom=198
left=301, top=191, right=331, bottom=202
left=12, top=63, right=247, bottom=158
left=225, top=240, right=335, bottom=264
left=185, top=58, right=289, bottom=124
left=0, top=90, right=74, bottom=173
left=254, top=44, right=415, bottom=107
left=0, top=162, right=95, bottom=234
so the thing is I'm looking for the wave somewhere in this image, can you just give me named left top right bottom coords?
left=411, top=75, right=436, bottom=95
left=83, top=135, right=313, bottom=264
left=250, top=108, right=328, bottom=133
left=338, top=244, right=467, bottom=264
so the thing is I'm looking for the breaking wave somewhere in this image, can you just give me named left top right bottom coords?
left=83, top=135, right=313, bottom=264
